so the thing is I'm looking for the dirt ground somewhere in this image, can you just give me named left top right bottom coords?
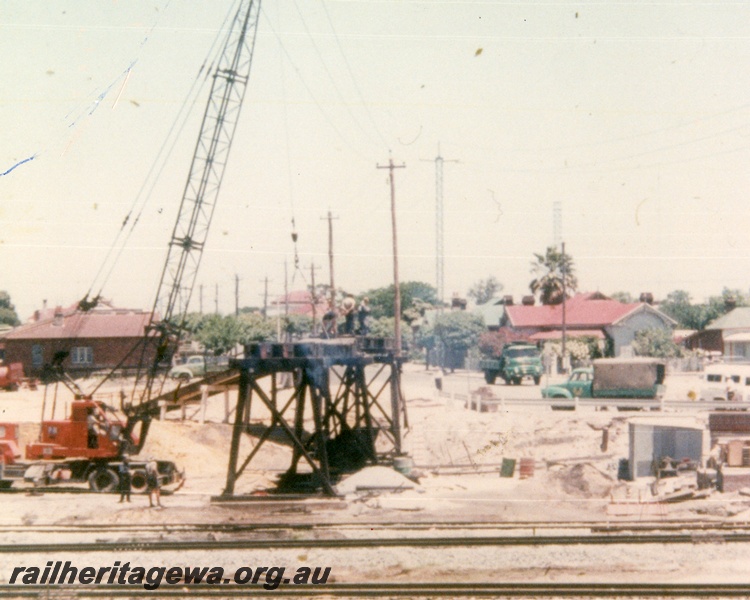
left=0, top=364, right=744, bottom=526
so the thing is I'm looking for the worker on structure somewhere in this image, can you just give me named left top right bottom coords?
left=341, top=294, right=356, bottom=335
left=357, top=297, right=371, bottom=335
left=322, top=305, right=338, bottom=339
left=118, top=457, right=132, bottom=503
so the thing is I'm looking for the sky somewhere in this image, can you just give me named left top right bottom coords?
left=2, top=0, right=750, bottom=321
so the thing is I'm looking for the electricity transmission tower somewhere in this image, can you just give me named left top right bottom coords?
left=424, top=146, right=458, bottom=307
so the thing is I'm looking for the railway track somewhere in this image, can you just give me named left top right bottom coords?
left=1, top=582, right=750, bottom=597
left=3, top=517, right=750, bottom=534
left=1, top=531, right=746, bottom=553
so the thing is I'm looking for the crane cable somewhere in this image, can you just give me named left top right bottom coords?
left=84, top=0, right=240, bottom=307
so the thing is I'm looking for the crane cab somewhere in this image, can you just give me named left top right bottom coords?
left=26, top=398, right=127, bottom=460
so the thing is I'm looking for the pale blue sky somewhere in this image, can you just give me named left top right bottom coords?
left=2, top=0, right=750, bottom=318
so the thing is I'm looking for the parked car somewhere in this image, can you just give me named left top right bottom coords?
left=169, top=355, right=230, bottom=382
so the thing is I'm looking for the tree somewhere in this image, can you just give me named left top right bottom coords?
left=659, top=288, right=750, bottom=331
left=659, top=290, right=707, bottom=330
left=369, top=316, right=414, bottom=349
left=282, top=314, right=312, bottom=339
left=478, top=329, right=529, bottom=357
left=529, top=246, right=577, bottom=305
left=362, top=281, right=439, bottom=320
left=194, top=314, right=247, bottom=355
left=632, top=328, right=684, bottom=359
left=237, top=313, right=277, bottom=344
left=468, top=276, right=503, bottom=305
left=609, top=291, right=634, bottom=304
left=0, top=291, right=20, bottom=327
left=432, top=312, right=485, bottom=371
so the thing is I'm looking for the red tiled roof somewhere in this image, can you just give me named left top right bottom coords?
left=273, top=290, right=318, bottom=305
left=272, top=290, right=332, bottom=316
left=6, top=309, right=152, bottom=340
left=506, top=294, right=643, bottom=329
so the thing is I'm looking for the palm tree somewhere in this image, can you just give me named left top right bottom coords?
left=529, top=246, right=578, bottom=305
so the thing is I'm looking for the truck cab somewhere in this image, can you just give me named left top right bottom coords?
left=542, top=368, right=594, bottom=399
left=480, top=342, right=543, bottom=385
left=26, top=398, right=127, bottom=460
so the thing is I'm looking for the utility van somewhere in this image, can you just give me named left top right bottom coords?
left=699, top=364, right=750, bottom=403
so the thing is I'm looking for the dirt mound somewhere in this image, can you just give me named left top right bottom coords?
left=551, top=462, right=614, bottom=498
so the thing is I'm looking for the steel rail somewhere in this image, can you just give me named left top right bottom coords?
left=2, top=531, right=749, bottom=554
left=0, top=521, right=750, bottom=534
left=2, top=518, right=750, bottom=535
left=2, top=582, right=750, bottom=597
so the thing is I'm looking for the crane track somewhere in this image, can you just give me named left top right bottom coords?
left=1, top=582, right=750, bottom=597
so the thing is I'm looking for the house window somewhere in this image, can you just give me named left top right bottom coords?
left=71, top=347, right=93, bottom=365
left=31, top=345, right=44, bottom=367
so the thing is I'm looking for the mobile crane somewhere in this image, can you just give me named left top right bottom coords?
left=0, top=0, right=262, bottom=492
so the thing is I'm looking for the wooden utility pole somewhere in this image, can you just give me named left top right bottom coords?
left=234, top=274, right=240, bottom=316
left=310, top=262, right=319, bottom=333
left=561, top=241, right=567, bottom=372
left=321, top=211, right=338, bottom=308
left=199, top=284, right=204, bottom=314
left=215, top=283, right=219, bottom=314
left=377, top=157, right=406, bottom=356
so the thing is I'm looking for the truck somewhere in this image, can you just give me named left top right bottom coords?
left=0, top=397, right=183, bottom=492
left=479, top=342, right=544, bottom=385
left=542, top=358, right=666, bottom=409
left=169, top=355, right=230, bottom=382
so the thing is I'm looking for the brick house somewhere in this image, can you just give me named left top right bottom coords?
left=498, top=292, right=677, bottom=357
left=2, top=301, right=156, bottom=378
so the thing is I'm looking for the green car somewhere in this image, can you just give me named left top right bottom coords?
left=479, top=342, right=543, bottom=385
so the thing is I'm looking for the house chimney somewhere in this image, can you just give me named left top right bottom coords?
left=639, top=292, right=654, bottom=305
left=53, top=306, right=64, bottom=327
left=725, top=296, right=737, bottom=312
left=502, top=295, right=514, bottom=306
left=522, top=295, right=535, bottom=306
left=451, top=294, right=467, bottom=310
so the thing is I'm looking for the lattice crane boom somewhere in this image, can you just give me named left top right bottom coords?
left=124, top=0, right=261, bottom=430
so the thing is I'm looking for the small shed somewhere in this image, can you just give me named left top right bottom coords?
left=627, top=417, right=706, bottom=480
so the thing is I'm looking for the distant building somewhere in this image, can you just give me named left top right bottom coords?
left=2, top=300, right=156, bottom=377
left=496, top=292, right=677, bottom=357
left=685, top=307, right=750, bottom=358
left=269, top=290, right=330, bottom=319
